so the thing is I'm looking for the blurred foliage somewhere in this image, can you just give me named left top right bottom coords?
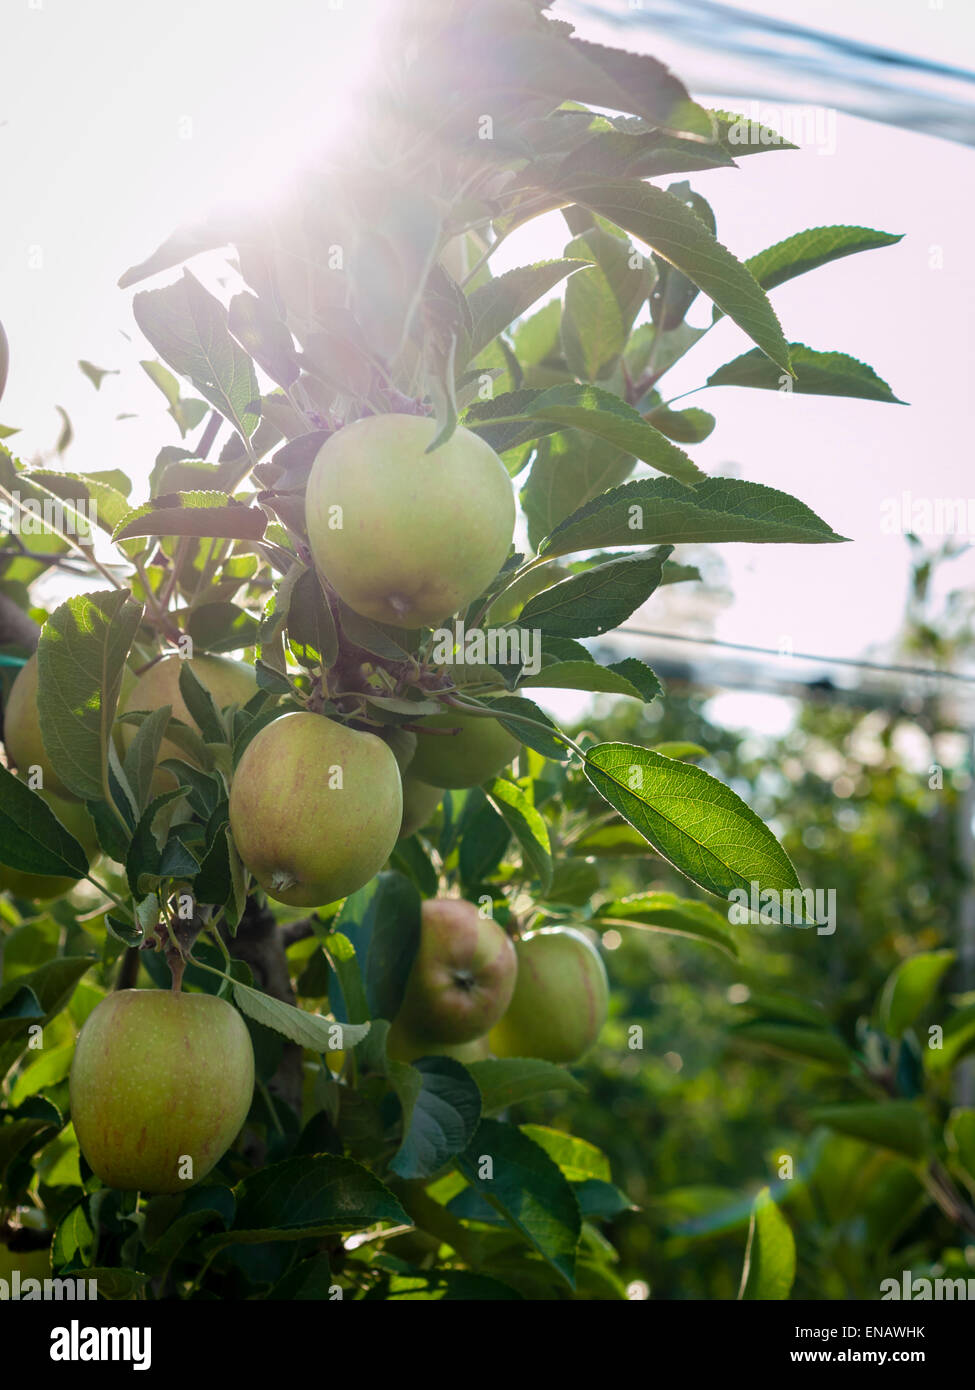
left=500, top=541, right=975, bottom=1298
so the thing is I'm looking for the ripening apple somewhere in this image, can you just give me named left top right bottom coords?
left=408, top=709, right=521, bottom=789
left=0, top=790, right=99, bottom=901
left=304, top=413, right=515, bottom=628
left=3, top=653, right=77, bottom=800
left=228, top=711, right=402, bottom=907
left=121, top=654, right=258, bottom=793
left=399, top=772, right=444, bottom=839
left=489, top=927, right=609, bottom=1064
left=386, top=1024, right=492, bottom=1065
left=392, top=898, right=517, bottom=1046
left=70, top=990, right=255, bottom=1193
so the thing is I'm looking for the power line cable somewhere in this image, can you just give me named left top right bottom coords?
left=615, top=626, right=975, bottom=687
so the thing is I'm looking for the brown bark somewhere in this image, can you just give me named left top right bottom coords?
left=223, top=896, right=303, bottom=1119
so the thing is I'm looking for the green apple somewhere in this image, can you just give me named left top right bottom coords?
left=121, top=653, right=258, bottom=793
left=3, top=653, right=77, bottom=800
left=386, top=1024, right=491, bottom=1064
left=399, top=772, right=444, bottom=839
left=409, top=709, right=521, bottom=789
left=228, top=711, right=402, bottom=907
left=393, top=898, right=517, bottom=1046
left=70, top=990, right=255, bottom=1193
left=0, top=790, right=99, bottom=901
left=489, top=927, right=609, bottom=1064
left=304, top=413, right=515, bottom=628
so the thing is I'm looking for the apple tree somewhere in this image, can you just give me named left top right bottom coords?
left=0, top=0, right=903, bottom=1300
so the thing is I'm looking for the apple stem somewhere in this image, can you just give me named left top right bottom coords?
left=168, top=950, right=185, bottom=994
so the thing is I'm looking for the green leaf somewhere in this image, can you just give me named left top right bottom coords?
left=187, top=601, right=261, bottom=655
left=520, top=1125, right=611, bottom=1183
left=26, top=470, right=132, bottom=540
left=927, top=1004, right=975, bottom=1074
left=363, top=872, right=422, bottom=1023
left=390, top=1057, right=482, bottom=1181
left=707, top=343, right=904, bottom=403
left=650, top=741, right=707, bottom=759
left=645, top=405, right=715, bottom=443
left=730, top=1022, right=854, bottom=1069
left=538, top=475, right=847, bottom=558
left=811, top=1102, right=930, bottom=1159
left=37, top=590, right=142, bottom=802
left=370, top=1268, right=522, bottom=1300
left=544, top=124, right=735, bottom=188
left=546, top=858, right=601, bottom=907
left=178, top=661, right=227, bottom=743
left=520, top=659, right=656, bottom=701
left=322, top=932, right=370, bottom=1026
left=595, top=891, right=738, bottom=957
left=719, top=224, right=903, bottom=314
left=132, top=270, right=260, bottom=439
left=232, top=981, right=368, bottom=1053
left=520, top=431, right=635, bottom=551
left=466, top=1058, right=586, bottom=1116
left=78, top=360, right=116, bottom=390
left=52, top=1200, right=95, bottom=1269
left=738, top=1187, right=795, bottom=1300
left=518, top=548, right=672, bottom=640
left=584, top=744, right=801, bottom=903
left=530, top=384, right=704, bottom=485
left=0, top=1115, right=59, bottom=1180
left=946, top=1109, right=975, bottom=1185
left=266, top=1254, right=334, bottom=1300
left=571, top=181, right=791, bottom=372
left=286, top=569, right=340, bottom=669
left=879, top=951, right=956, bottom=1037
left=141, top=1186, right=235, bottom=1266
left=471, top=25, right=709, bottom=138
left=575, top=1179, right=636, bottom=1220
left=121, top=707, right=172, bottom=814
left=569, top=821, right=648, bottom=858
left=457, top=1118, right=581, bottom=1287
left=606, top=658, right=662, bottom=703
left=113, top=490, right=267, bottom=543
left=125, top=788, right=190, bottom=894
left=649, top=183, right=715, bottom=331
left=466, top=260, right=590, bottom=363
left=219, top=1154, right=408, bottom=1242
left=0, top=958, right=93, bottom=1074
left=228, top=291, right=300, bottom=389
left=458, top=795, right=511, bottom=888
left=466, top=384, right=703, bottom=485
left=484, top=777, right=553, bottom=891
left=118, top=217, right=233, bottom=289
left=0, top=766, right=91, bottom=877
left=514, top=299, right=562, bottom=367
left=483, top=694, right=567, bottom=763
left=561, top=247, right=625, bottom=381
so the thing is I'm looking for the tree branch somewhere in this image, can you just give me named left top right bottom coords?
left=223, top=896, right=303, bottom=1120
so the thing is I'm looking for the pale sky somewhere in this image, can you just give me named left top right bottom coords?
left=2, top=0, right=973, bottom=731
